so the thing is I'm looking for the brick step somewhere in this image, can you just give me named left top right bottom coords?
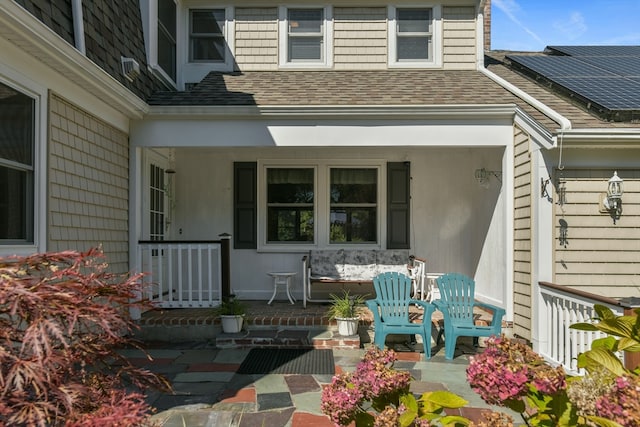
left=215, top=327, right=362, bottom=350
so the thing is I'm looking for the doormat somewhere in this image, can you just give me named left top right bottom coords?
left=237, top=348, right=335, bottom=375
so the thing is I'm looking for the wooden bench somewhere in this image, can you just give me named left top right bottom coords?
left=301, top=249, right=411, bottom=307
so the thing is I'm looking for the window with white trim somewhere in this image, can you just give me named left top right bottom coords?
left=157, top=0, right=177, bottom=81
left=330, top=168, right=377, bottom=243
left=0, top=81, right=34, bottom=243
left=189, top=9, right=226, bottom=62
left=266, top=167, right=315, bottom=243
left=260, top=162, right=381, bottom=248
left=388, top=6, right=441, bottom=68
left=279, top=6, right=333, bottom=68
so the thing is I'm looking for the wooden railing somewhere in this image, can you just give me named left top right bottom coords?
left=137, top=237, right=231, bottom=309
left=538, top=282, right=630, bottom=375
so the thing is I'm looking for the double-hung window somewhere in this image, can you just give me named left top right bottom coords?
left=266, top=168, right=315, bottom=243
left=260, top=163, right=381, bottom=248
left=388, top=6, right=441, bottom=68
left=189, top=9, right=226, bottom=62
left=330, top=168, right=377, bottom=244
left=279, top=6, right=333, bottom=68
left=157, top=0, right=177, bottom=81
left=0, top=81, right=34, bottom=244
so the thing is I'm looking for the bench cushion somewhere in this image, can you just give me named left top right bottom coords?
left=309, top=249, right=344, bottom=279
left=308, top=249, right=409, bottom=282
left=342, top=250, right=377, bottom=281
left=375, top=250, right=410, bottom=275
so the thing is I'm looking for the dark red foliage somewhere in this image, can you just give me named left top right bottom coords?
left=0, top=248, right=171, bottom=427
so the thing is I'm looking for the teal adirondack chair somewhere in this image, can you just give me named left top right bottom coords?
left=366, top=272, right=436, bottom=359
left=434, top=273, right=505, bottom=360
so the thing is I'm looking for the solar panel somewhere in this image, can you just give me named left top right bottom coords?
left=553, top=77, right=640, bottom=110
left=578, top=56, right=640, bottom=78
left=508, top=55, right=617, bottom=78
left=507, top=46, right=640, bottom=113
left=547, top=45, right=640, bottom=57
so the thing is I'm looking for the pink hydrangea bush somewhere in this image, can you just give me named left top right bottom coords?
left=467, top=334, right=640, bottom=427
left=467, top=336, right=566, bottom=408
left=595, top=374, right=640, bottom=426
left=321, top=347, right=469, bottom=426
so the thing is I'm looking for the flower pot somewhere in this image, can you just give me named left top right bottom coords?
left=336, top=317, right=359, bottom=336
left=220, top=315, right=244, bottom=333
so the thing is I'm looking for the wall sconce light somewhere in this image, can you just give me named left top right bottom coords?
left=474, top=168, right=502, bottom=188
left=601, top=171, right=623, bottom=220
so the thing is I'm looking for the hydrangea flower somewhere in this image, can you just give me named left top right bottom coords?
left=595, top=374, right=640, bottom=426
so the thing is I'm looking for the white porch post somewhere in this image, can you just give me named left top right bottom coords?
left=503, top=138, right=515, bottom=321
left=531, top=146, right=554, bottom=353
left=129, top=147, right=143, bottom=320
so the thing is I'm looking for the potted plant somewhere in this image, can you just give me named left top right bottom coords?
left=214, top=295, right=247, bottom=333
left=328, top=290, right=367, bottom=336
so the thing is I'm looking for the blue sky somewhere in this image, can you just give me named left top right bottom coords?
left=491, top=0, right=640, bottom=51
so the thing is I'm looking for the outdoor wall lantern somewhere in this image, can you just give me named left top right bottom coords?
left=602, top=171, right=623, bottom=219
left=474, top=168, right=502, bottom=188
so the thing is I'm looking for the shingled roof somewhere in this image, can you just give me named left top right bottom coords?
left=148, top=69, right=561, bottom=130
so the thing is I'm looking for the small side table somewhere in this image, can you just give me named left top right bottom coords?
left=267, top=272, right=297, bottom=305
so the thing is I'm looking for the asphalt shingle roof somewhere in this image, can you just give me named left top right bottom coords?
left=148, top=69, right=562, bottom=129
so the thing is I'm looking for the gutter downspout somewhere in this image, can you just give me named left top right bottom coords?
left=71, top=0, right=86, bottom=54
left=478, top=66, right=572, bottom=133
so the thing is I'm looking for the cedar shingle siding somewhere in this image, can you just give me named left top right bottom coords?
left=48, top=93, right=129, bottom=273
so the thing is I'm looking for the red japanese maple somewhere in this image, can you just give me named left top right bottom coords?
left=0, top=248, right=170, bottom=426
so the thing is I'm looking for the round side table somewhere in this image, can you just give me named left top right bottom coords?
left=267, top=272, right=297, bottom=305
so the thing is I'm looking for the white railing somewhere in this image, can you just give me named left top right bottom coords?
left=538, top=282, right=625, bottom=375
left=137, top=241, right=223, bottom=308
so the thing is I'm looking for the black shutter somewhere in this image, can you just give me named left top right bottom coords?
left=387, top=162, right=410, bottom=249
left=234, top=162, right=257, bottom=249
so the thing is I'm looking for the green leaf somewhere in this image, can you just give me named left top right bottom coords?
left=596, top=318, right=634, bottom=338
left=579, top=347, right=626, bottom=376
left=505, top=398, right=526, bottom=413
left=594, top=304, right=617, bottom=321
left=354, top=411, right=375, bottom=427
left=398, top=411, right=417, bottom=427
left=400, top=393, right=418, bottom=413
left=617, top=337, right=640, bottom=352
left=587, top=415, right=624, bottom=427
left=439, top=415, right=471, bottom=426
left=591, top=336, right=617, bottom=351
left=422, top=390, right=468, bottom=409
left=570, top=322, right=599, bottom=331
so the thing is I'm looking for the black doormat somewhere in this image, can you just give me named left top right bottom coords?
left=237, top=348, right=335, bottom=375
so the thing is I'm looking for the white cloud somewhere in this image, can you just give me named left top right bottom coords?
left=553, top=12, right=587, bottom=40
left=493, top=0, right=545, bottom=45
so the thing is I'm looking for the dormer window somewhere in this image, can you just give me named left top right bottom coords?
left=190, top=9, right=226, bottom=62
left=157, top=0, right=176, bottom=81
left=388, top=5, right=442, bottom=68
left=279, top=6, right=333, bottom=68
